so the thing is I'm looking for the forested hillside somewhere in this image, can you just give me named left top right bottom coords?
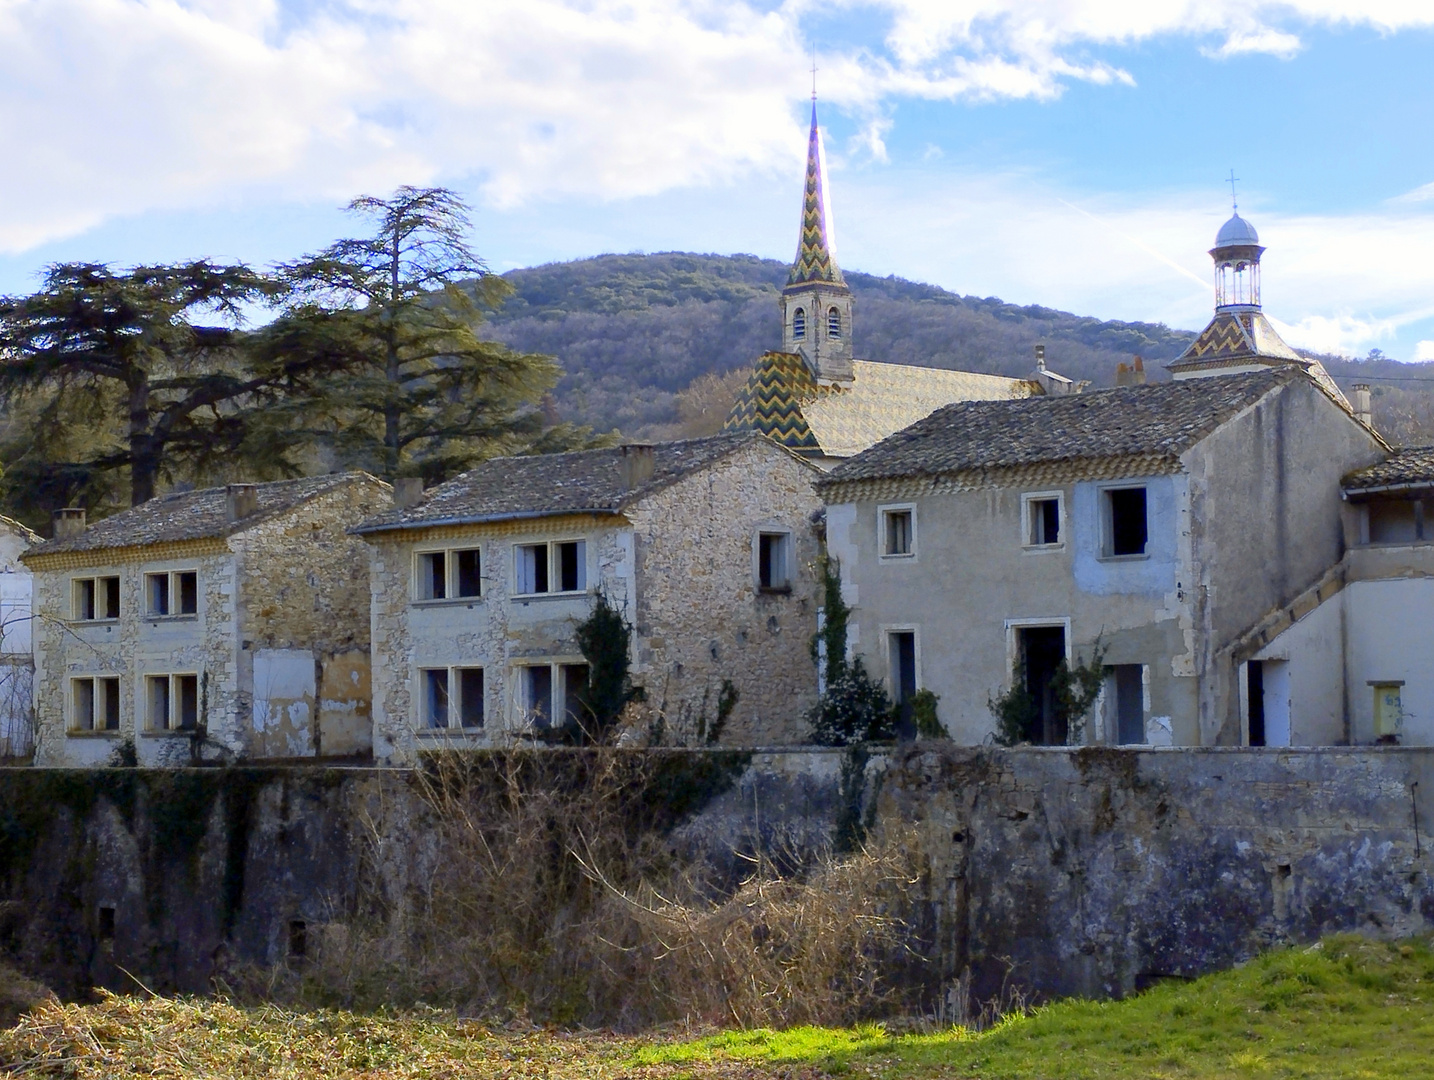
left=486, top=252, right=1434, bottom=445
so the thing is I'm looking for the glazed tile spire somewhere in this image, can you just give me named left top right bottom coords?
left=787, top=102, right=845, bottom=289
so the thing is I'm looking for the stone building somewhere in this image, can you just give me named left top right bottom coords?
left=354, top=432, right=823, bottom=762
left=816, top=209, right=1389, bottom=748
left=23, top=474, right=391, bottom=766
left=0, top=516, right=38, bottom=758
left=723, top=102, right=1036, bottom=465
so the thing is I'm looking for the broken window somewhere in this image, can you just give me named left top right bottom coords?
left=72, top=576, right=120, bottom=621
left=562, top=664, right=590, bottom=728
left=458, top=668, right=484, bottom=728
left=1025, top=495, right=1061, bottom=546
left=1104, top=487, right=1148, bottom=557
left=792, top=306, right=806, bottom=340
left=145, top=673, right=198, bottom=730
left=144, top=571, right=198, bottom=617
left=1109, top=664, right=1144, bottom=745
left=882, top=507, right=914, bottom=557
left=415, top=547, right=483, bottom=601
left=71, top=676, right=120, bottom=732
left=524, top=665, right=554, bottom=727
left=516, top=541, right=585, bottom=595
left=758, top=532, right=791, bottom=590
left=422, top=668, right=450, bottom=728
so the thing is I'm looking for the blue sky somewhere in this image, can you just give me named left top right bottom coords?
left=4, top=2, right=1434, bottom=359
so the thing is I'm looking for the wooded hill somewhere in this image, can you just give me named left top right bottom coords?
left=485, top=252, right=1434, bottom=445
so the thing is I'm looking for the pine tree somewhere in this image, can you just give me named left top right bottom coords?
left=277, top=187, right=568, bottom=483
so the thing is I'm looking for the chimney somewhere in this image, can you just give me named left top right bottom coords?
left=1353, top=383, right=1373, bottom=427
left=52, top=507, right=86, bottom=540
left=1115, top=361, right=1132, bottom=387
left=618, top=444, right=656, bottom=492
left=1034, top=344, right=1046, bottom=372
left=1133, top=355, right=1146, bottom=383
left=225, top=484, right=259, bottom=523
left=393, top=477, right=425, bottom=510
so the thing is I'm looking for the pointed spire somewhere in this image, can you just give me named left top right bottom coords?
left=787, top=102, right=845, bottom=290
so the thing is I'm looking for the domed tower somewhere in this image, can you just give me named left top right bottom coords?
left=781, top=101, right=854, bottom=384
left=1168, top=205, right=1345, bottom=410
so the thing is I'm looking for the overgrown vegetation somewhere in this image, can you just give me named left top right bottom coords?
left=275, top=749, right=919, bottom=1029
left=5, top=935, right=1434, bottom=1077
left=988, top=639, right=1108, bottom=746
left=807, top=557, right=893, bottom=747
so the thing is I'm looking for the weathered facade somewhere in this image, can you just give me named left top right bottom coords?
left=23, top=474, right=391, bottom=767
left=818, top=369, right=1386, bottom=747
left=0, top=517, right=38, bottom=757
left=357, top=433, right=824, bottom=762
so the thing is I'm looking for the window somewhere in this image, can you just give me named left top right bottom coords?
left=757, top=531, right=790, bottom=591
left=1104, top=486, right=1148, bottom=557
left=880, top=506, right=915, bottom=558
left=144, top=571, right=198, bottom=617
left=519, top=663, right=589, bottom=731
left=792, top=306, right=806, bottom=340
left=71, top=676, right=120, bottom=732
left=72, top=576, right=120, bottom=621
left=419, top=666, right=485, bottom=729
left=145, top=673, right=199, bottom=730
left=1024, top=495, right=1061, bottom=547
left=827, top=306, right=842, bottom=339
left=515, top=541, right=586, bottom=595
left=1109, top=665, right=1144, bottom=744
left=1368, top=498, right=1433, bottom=543
left=888, top=630, right=917, bottom=707
left=415, top=547, right=482, bottom=601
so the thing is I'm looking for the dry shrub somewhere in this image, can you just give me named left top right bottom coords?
left=300, top=749, right=926, bottom=1029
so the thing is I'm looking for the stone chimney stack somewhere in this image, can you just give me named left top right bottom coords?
left=1352, top=384, right=1373, bottom=428
left=619, top=444, right=656, bottom=492
left=225, top=484, right=259, bottom=523
left=393, top=477, right=425, bottom=510
left=52, top=508, right=86, bottom=540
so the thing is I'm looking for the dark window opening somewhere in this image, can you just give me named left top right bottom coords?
left=75, top=579, right=95, bottom=621
left=146, top=574, right=169, bottom=616
left=1021, top=626, right=1068, bottom=746
left=526, top=666, right=553, bottom=727
left=792, top=307, right=806, bottom=340
left=288, top=920, right=307, bottom=958
left=884, top=510, right=912, bottom=555
left=147, top=676, right=170, bottom=730
left=1029, top=498, right=1060, bottom=545
left=558, top=541, right=582, bottom=592
left=889, top=631, right=917, bottom=738
left=455, top=549, right=482, bottom=598
left=458, top=668, right=484, bottom=728
left=102, top=678, right=120, bottom=730
left=74, top=679, right=95, bottom=731
left=419, top=552, right=447, bottom=600
left=176, top=572, right=198, bottom=615
left=758, top=533, right=790, bottom=590
left=1107, top=487, right=1148, bottom=556
left=562, top=664, right=590, bottom=728
left=176, top=674, right=199, bottom=730
left=103, top=577, right=120, bottom=619
left=1112, top=664, right=1144, bottom=744
left=1247, top=661, right=1266, bottom=747
left=424, top=668, right=450, bottom=728
left=98, top=906, right=115, bottom=941
left=517, top=544, right=549, bottom=594
left=828, top=306, right=842, bottom=339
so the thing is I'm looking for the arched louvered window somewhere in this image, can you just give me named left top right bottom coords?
left=792, top=307, right=806, bottom=339
left=828, top=306, right=842, bottom=339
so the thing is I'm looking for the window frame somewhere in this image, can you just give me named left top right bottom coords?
left=878, top=503, right=917, bottom=561
left=142, top=672, right=201, bottom=732
left=70, top=575, right=121, bottom=622
left=827, top=305, right=842, bottom=339
left=754, top=528, right=793, bottom=592
left=416, top=664, right=486, bottom=731
left=1021, top=491, right=1064, bottom=550
left=69, top=675, right=121, bottom=734
left=792, top=306, right=806, bottom=340
left=512, top=539, right=588, bottom=598
left=1099, top=483, right=1150, bottom=560
left=514, top=659, right=590, bottom=731
left=142, top=569, right=199, bottom=619
left=881, top=625, right=922, bottom=703
left=412, top=544, right=484, bottom=603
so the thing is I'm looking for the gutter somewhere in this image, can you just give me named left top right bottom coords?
left=350, top=506, right=626, bottom=536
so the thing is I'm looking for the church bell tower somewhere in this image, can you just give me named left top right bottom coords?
left=781, top=101, right=854, bottom=384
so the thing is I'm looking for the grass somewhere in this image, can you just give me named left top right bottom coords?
left=1, top=935, right=1432, bottom=1078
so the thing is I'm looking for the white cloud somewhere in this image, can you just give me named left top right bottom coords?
left=2, top=0, right=1434, bottom=253
left=1416, top=341, right=1434, bottom=361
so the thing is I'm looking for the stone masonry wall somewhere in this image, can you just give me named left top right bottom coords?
left=627, top=438, right=823, bottom=745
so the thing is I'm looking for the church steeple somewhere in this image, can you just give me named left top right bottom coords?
left=782, top=101, right=854, bottom=383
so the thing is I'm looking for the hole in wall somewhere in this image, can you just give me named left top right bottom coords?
left=1276, top=864, right=1292, bottom=879
left=952, top=831, right=966, bottom=844
left=288, top=920, right=307, bottom=959
left=97, top=906, right=115, bottom=941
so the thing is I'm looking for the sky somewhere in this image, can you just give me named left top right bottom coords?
left=3, top=2, right=1434, bottom=359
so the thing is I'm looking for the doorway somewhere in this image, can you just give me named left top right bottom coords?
left=1020, top=626, right=1067, bottom=746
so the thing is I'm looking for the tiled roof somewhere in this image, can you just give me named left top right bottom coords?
left=1343, top=447, right=1434, bottom=493
left=1168, top=310, right=1351, bottom=410
left=724, top=353, right=1033, bottom=459
left=787, top=102, right=845, bottom=291
left=355, top=432, right=783, bottom=534
left=0, top=516, right=39, bottom=545
left=26, top=473, right=378, bottom=557
left=818, top=369, right=1295, bottom=486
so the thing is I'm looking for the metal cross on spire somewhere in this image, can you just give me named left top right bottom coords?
left=1227, top=169, right=1240, bottom=211
left=810, top=54, right=818, bottom=102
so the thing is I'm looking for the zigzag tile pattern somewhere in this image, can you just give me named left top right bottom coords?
left=724, top=351, right=829, bottom=454
left=786, top=106, right=845, bottom=289
left=1185, top=313, right=1256, bottom=359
